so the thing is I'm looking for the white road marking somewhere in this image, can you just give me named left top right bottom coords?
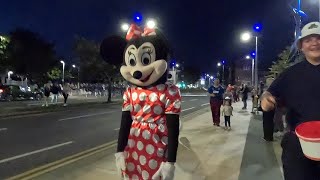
left=181, top=101, right=185, bottom=103
left=201, top=103, right=210, bottom=106
left=182, top=94, right=207, bottom=97
left=0, top=128, right=7, bottom=132
left=58, top=111, right=116, bottom=121
left=0, top=141, right=73, bottom=164
left=189, top=99, right=198, bottom=101
left=114, top=128, right=120, bottom=131
left=182, top=107, right=195, bottom=112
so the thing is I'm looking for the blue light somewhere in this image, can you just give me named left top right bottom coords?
left=253, top=23, right=262, bottom=32
left=133, top=12, right=143, bottom=23
left=251, top=51, right=256, bottom=57
left=222, top=60, right=225, bottom=64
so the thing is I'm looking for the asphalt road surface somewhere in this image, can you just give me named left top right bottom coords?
left=0, top=95, right=210, bottom=179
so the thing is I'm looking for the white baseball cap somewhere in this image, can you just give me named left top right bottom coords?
left=297, top=22, right=320, bottom=49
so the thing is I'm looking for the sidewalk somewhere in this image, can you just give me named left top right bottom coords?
left=32, top=101, right=283, bottom=180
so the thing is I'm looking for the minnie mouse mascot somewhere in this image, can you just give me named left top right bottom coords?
left=100, top=23, right=181, bottom=180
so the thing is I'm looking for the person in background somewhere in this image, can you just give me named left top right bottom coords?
left=251, top=88, right=259, bottom=113
left=62, top=82, right=72, bottom=106
left=240, top=83, right=249, bottom=109
left=221, top=97, right=233, bottom=130
left=50, top=82, right=60, bottom=104
left=208, top=78, right=225, bottom=126
left=42, top=82, right=51, bottom=107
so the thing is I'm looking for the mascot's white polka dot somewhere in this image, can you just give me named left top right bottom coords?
left=132, top=92, right=138, bottom=101
left=169, top=88, right=177, bottom=96
left=134, top=104, right=141, bottom=112
left=146, top=144, right=155, bottom=155
left=149, top=92, right=158, bottom=102
left=160, top=94, right=166, bottom=103
left=161, top=136, right=168, bottom=145
left=132, top=151, right=138, bottom=160
left=134, top=128, right=140, bottom=137
left=142, top=170, right=149, bottom=179
left=149, top=123, right=156, bottom=129
left=137, top=141, right=144, bottom=151
left=132, top=174, right=139, bottom=180
left=127, top=162, right=135, bottom=172
left=143, top=105, right=151, bottom=113
left=137, top=165, right=142, bottom=173
left=158, top=124, right=166, bottom=133
left=148, top=159, right=158, bottom=170
left=157, top=84, right=165, bottom=91
left=128, top=139, right=135, bottom=148
left=147, top=117, right=154, bottom=123
left=153, top=105, right=163, bottom=115
left=130, top=128, right=135, bottom=135
left=174, top=100, right=181, bottom=109
left=142, top=130, right=151, bottom=140
left=123, top=94, right=128, bottom=101
left=139, top=155, right=147, bottom=165
left=153, top=134, right=160, bottom=143
left=139, top=92, right=147, bottom=101
left=157, top=148, right=164, bottom=157
left=157, top=118, right=164, bottom=125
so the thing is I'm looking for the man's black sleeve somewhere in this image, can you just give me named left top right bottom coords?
left=116, top=111, right=132, bottom=152
left=166, top=114, right=180, bottom=162
left=267, top=71, right=288, bottom=98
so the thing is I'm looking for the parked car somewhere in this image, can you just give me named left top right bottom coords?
left=0, top=85, right=43, bottom=101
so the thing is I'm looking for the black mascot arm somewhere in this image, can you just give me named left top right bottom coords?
left=166, top=114, right=180, bottom=162
left=117, top=111, right=133, bottom=152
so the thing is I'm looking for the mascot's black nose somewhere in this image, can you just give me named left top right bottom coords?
left=133, top=71, right=143, bottom=79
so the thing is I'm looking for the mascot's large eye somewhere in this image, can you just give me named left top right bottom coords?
left=128, top=54, right=136, bottom=66
left=141, top=52, right=151, bottom=65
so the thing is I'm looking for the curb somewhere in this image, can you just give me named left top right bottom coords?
left=7, top=107, right=209, bottom=179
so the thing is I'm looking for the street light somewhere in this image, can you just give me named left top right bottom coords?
left=146, top=19, right=156, bottom=29
left=217, top=61, right=225, bottom=84
left=72, top=64, right=80, bottom=89
left=60, top=60, right=65, bottom=84
left=241, top=32, right=251, bottom=42
left=246, top=55, right=254, bottom=86
left=240, top=30, right=259, bottom=90
left=121, top=23, right=129, bottom=31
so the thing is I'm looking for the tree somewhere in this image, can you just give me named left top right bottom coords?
left=266, top=47, right=294, bottom=79
left=73, top=36, right=122, bottom=102
left=0, top=35, right=10, bottom=73
left=6, top=28, right=57, bottom=84
left=181, top=65, right=201, bottom=85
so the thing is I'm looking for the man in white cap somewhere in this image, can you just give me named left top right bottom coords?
left=261, top=22, right=320, bottom=179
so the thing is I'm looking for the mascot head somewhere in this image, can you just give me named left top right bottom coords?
left=100, top=24, right=171, bottom=87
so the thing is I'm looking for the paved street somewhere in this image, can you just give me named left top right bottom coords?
left=0, top=95, right=209, bottom=179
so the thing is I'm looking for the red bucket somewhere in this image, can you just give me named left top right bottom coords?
left=295, top=121, right=320, bottom=161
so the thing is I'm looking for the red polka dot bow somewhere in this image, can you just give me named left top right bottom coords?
left=126, top=24, right=156, bottom=41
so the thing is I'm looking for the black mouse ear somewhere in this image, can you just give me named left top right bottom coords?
left=100, top=35, right=127, bottom=66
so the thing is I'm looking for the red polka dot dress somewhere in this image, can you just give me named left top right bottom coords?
left=121, top=83, right=181, bottom=180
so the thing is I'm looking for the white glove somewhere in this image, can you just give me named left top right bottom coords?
left=115, top=152, right=126, bottom=177
left=152, top=162, right=175, bottom=180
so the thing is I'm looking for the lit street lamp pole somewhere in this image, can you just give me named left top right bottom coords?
left=72, top=64, right=80, bottom=89
left=241, top=25, right=261, bottom=90
left=217, top=62, right=224, bottom=84
left=60, top=60, right=65, bottom=84
left=246, top=55, right=254, bottom=86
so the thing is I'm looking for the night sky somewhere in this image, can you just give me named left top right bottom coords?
left=1, top=0, right=320, bottom=74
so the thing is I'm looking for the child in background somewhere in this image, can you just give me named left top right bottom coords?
left=221, top=97, right=233, bottom=130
